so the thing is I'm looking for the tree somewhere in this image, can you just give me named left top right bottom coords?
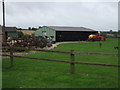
left=100, top=32, right=107, bottom=37
left=118, top=30, right=120, bottom=34
left=23, top=34, right=31, bottom=39
left=28, top=27, right=31, bottom=30
left=109, top=30, right=113, bottom=34
left=114, top=33, right=118, bottom=38
left=31, top=33, right=35, bottom=37
left=39, top=26, right=42, bottom=28
left=17, top=28, right=22, bottom=30
left=31, top=27, right=37, bottom=30
left=18, top=32, right=24, bottom=37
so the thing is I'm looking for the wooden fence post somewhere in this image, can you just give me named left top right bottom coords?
left=99, top=41, right=102, bottom=48
left=10, top=46, right=13, bottom=68
left=70, top=50, right=75, bottom=74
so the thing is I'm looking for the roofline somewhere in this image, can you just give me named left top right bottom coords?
left=44, top=26, right=57, bottom=31
left=42, top=26, right=98, bottom=32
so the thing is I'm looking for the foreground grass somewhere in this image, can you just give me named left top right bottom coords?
left=2, top=38, right=119, bottom=88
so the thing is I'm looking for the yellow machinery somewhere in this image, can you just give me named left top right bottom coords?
left=88, top=34, right=94, bottom=39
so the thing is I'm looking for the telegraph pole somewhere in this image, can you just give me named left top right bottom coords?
left=2, top=0, right=6, bottom=42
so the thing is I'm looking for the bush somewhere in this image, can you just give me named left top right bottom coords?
left=18, top=32, right=24, bottom=37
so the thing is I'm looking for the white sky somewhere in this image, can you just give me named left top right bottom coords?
left=0, top=0, right=119, bottom=31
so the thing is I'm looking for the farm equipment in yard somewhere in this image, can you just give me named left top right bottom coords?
left=88, top=33, right=106, bottom=41
left=2, top=36, right=53, bottom=49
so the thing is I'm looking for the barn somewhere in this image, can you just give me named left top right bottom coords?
left=2, top=27, right=18, bottom=40
left=35, top=26, right=98, bottom=42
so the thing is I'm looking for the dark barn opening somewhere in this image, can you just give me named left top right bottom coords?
left=56, top=31, right=97, bottom=42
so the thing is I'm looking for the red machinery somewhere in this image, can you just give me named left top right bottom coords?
left=88, top=33, right=106, bottom=41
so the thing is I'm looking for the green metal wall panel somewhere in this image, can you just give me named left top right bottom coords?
left=35, top=26, right=56, bottom=41
left=8, top=32, right=18, bottom=39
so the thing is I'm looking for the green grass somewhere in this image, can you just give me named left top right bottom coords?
left=2, top=38, right=119, bottom=88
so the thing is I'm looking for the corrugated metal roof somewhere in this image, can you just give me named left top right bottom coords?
left=45, top=26, right=97, bottom=31
left=5, top=27, right=17, bottom=32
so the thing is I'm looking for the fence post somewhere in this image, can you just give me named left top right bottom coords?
left=9, top=46, right=14, bottom=68
left=99, top=41, right=102, bottom=48
left=70, top=50, right=75, bottom=74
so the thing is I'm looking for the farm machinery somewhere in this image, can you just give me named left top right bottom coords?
left=2, top=36, right=53, bottom=49
left=88, top=32, right=106, bottom=41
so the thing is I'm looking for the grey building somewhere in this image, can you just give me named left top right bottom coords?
left=35, top=26, right=98, bottom=42
left=4, top=27, right=18, bottom=39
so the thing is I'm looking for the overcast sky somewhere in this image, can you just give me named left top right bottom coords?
left=0, top=1, right=118, bottom=31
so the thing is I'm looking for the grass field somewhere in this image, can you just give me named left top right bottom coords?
left=2, top=38, right=119, bottom=88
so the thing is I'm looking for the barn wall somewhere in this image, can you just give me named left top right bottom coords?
left=35, top=26, right=56, bottom=41
left=56, top=31, right=97, bottom=42
left=7, top=32, right=18, bottom=39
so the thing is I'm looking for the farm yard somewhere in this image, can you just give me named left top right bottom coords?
left=2, top=38, right=119, bottom=88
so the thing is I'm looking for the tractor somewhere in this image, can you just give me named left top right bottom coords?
left=88, top=33, right=106, bottom=41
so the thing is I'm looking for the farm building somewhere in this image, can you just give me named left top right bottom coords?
left=4, top=27, right=18, bottom=40
left=35, top=26, right=98, bottom=42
